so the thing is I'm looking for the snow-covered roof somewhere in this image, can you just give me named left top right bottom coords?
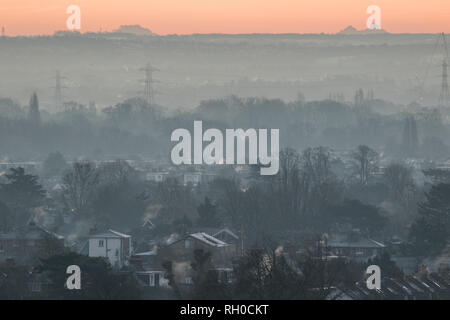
left=134, top=249, right=157, bottom=256
left=189, top=232, right=229, bottom=247
left=89, top=229, right=131, bottom=239
left=142, top=219, right=155, bottom=229
left=71, top=240, right=88, bottom=255
left=328, top=238, right=385, bottom=249
left=213, top=228, right=239, bottom=240
left=0, top=223, right=64, bottom=241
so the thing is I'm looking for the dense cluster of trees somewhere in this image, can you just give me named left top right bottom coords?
left=0, top=143, right=436, bottom=261
left=129, top=145, right=423, bottom=249
left=177, top=245, right=366, bottom=300
left=0, top=253, right=142, bottom=300
left=0, top=158, right=148, bottom=234
left=38, top=252, right=142, bottom=299
left=0, top=167, right=46, bottom=230
left=409, top=184, right=450, bottom=256
left=0, top=94, right=449, bottom=160
left=2, top=143, right=420, bottom=249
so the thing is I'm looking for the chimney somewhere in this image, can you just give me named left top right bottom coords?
left=89, top=225, right=98, bottom=235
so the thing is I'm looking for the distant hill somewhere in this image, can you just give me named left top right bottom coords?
left=338, top=25, right=389, bottom=35
left=114, top=25, right=155, bottom=36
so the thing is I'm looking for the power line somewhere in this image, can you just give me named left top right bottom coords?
left=140, top=62, right=159, bottom=106
left=416, top=33, right=450, bottom=107
left=52, top=70, right=67, bottom=111
left=438, top=33, right=450, bottom=108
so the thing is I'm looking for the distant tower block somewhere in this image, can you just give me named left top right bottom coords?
left=140, top=62, right=158, bottom=106
left=439, top=60, right=450, bottom=108
left=1, top=27, right=4, bottom=37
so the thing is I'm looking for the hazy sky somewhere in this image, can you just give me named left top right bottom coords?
left=1, top=0, right=449, bottom=36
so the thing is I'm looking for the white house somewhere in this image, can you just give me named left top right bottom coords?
left=146, top=171, right=169, bottom=183
left=183, top=172, right=202, bottom=186
left=88, top=229, right=132, bottom=268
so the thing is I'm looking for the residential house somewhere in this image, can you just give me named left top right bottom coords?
left=0, top=222, right=64, bottom=264
left=329, top=274, right=450, bottom=300
left=146, top=171, right=169, bottom=183
left=130, top=248, right=165, bottom=287
left=327, top=236, right=385, bottom=262
left=159, top=232, right=236, bottom=286
left=183, top=172, right=202, bottom=186
left=188, top=227, right=241, bottom=255
left=213, top=228, right=239, bottom=245
left=183, top=171, right=218, bottom=186
left=88, top=229, right=132, bottom=269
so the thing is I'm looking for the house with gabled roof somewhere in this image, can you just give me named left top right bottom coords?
left=213, top=228, right=239, bottom=244
left=0, top=222, right=64, bottom=264
left=187, top=227, right=241, bottom=254
left=158, top=232, right=237, bottom=286
left=327, top=234, right=385, bottom=262
left=88, top=229, right=132, bottom=269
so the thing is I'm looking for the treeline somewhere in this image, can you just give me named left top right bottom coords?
left=0, top=144, right=434, bottom=250
left=1, top=94, right=450, bottom=159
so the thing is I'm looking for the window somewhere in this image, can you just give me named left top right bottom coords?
left=154, top=273, right=160, bottom=287
left=29, top=282, right=42, bottom=293
left=149, top=273, right=155, bottom=286
left=184, top=239, right=193, bottom=249
left=98, top=240, right=104, bottom=247
left=185, top=277, right=193, bottom=285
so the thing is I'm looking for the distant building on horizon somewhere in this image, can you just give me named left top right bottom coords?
left=114, top=25, right=155, bottom=36
left=338, top=25, right=388, bottom=35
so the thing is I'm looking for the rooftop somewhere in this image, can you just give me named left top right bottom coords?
left=328, top=238, right=385, bottom=249
left=0, top=223, right=64, bottom=241
left=89, top=229, right=131, bottom=239
left=189, top=232, right=229, bottom=247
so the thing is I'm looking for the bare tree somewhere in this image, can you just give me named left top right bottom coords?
left=302, top=146, right=332, bottom=186
left=97, top=160, right=138, bottom=185
left=352, top=145, right=378, bottom=185
left=383, top=162, right=420, bottom=224
left=299, top=147, right=340, bottom=219
left=61, top=161, right=99, bottom=216
left=383, top=162, right=414, bottom=202
left=212, top=177, right=243, bottom=223
left=276, top=148, right=302, bottom=219
left=152, top=178, right=196, bottom=223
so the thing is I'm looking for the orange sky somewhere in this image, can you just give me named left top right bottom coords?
left=0, top=0, right=449, bottom=36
